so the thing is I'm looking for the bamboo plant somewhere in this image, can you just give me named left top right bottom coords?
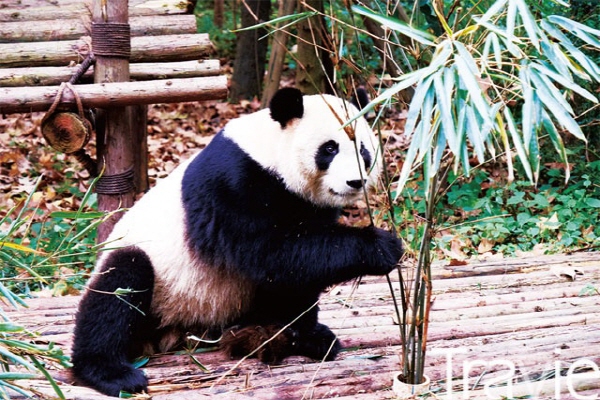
left=352, top=0, right=600, bottom=387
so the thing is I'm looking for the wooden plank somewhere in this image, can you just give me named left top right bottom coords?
left=0, top=0, right=188, bottom=22
left=0, top=14, right=197, bottom=43
left=2, top=252, right=599, bottom=399
left=0, top=60, right=221, bottom=87
left=0, top=75, right=228, bottom=114
left=0, top=33, right=215, bottom=68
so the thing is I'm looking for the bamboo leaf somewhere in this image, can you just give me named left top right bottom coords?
left=0, top=378, right=37, bottom=398
left=528, top=126, right=541, bottom=182
left=417, top=88, right=438, bottom=156
left=530, top=67, right=574, bottom=113
left=519, top=65, right=535, bottom=148
left=540, top=39, right=576, bottom=79
left=504, top=107, right=534, bottom=182
left=0, top=251, right=45, bottom=283
left=472, top=18, right=522, bottom=57
left=547, top=15, right=600, bottom=48
left=531, top=62, right=598, bottom=102
left=455, top=100, right=470, bottom=174
left=0, top=282, right=27, bottom=309
left=541, top=20, right=600, bottom=80
left=454, top=24, right=479, bottom=39
left=6, top=176, right=43, bottom=235
left=0, top=373, right=37, bottom=380
left=454, top=53, right=492, bottom=127
left=418, top=81, right=436, bottom=149
left=348, top=70, right=429, bottom=124
left=0, top=242, right=46, bottom=255
left=529, top=70, right=587, bottom=141
left=0, top=323, right=24, bottom=333
left=514, top=0, right=540, bottom=49
left=352, top=5, right=436, bottom=45
left=541, top=110, right=570, bottom=182
left=482, top=32, right=503, bottom=68
left=491, top=33, right=503, bottom=67
left=465, top=105, right=486, bottom=163
left=495, top=113, right=514, bottom=181
left=454, top=42, right=479, bottom=75
left=0, top=347, right=36, bottom=371
left=434, top=69, right=457, bottom=154
left=394, top=124, right=424, bottom=200
left=348, top=41, right=452, bottom=127
left=404, top=74, right=436, bottom=136
left=30, top=356, right=65, bottom=400
left=476, top=0, right=509, bottom=27
left=506, top=0, right=517, bottom=44
left=432, top=1, right=452, bottom=37
left=49, top=211, right=105, bottom=220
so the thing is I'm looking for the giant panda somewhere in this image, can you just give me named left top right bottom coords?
left=71, top=87, right=403, bottom=397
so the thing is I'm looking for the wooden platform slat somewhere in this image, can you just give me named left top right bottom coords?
left=3, top=252, right=600, bottom=399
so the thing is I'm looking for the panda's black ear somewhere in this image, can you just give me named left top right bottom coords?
left=269, top=87, right=304, bottom=128
left=350, top=87, right=370, bottom=111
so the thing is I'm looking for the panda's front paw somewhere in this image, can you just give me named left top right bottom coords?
left=369, top=226, right=403, bottom=275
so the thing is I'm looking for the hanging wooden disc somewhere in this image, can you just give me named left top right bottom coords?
left=41, top=112, right=91, bottom=154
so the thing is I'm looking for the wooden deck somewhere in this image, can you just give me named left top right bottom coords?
left=5, top=252, right=600, bottom=399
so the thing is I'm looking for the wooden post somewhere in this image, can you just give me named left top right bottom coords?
left=92, top=0, right=136, bottom=243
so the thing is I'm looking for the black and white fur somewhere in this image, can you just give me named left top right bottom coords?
left=71, top=88, right=403, bottom=396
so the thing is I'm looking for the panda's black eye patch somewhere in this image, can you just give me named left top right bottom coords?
left=315, top=140, right=339, bottom=170
left=360, top=142, right=372, bottom=170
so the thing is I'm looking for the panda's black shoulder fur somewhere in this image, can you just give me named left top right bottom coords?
left=181, top=132, right=345, bottom=289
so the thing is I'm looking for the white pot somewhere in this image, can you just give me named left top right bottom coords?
left=392, top=372, right=431, bottom=398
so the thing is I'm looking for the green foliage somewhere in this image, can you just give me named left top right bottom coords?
left=435, top=157, right=600, bottom=257
left=0, top=178, right=85, bottom=399
left=1, top=177, right=102, bottom=296
left=0, top=177, right=106, bottom=398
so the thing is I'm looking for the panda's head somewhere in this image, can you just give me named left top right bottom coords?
left=224, top=88, right=381, bottom=208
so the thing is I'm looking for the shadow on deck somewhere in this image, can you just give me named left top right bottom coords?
left=5, top=252, right=600, bottom=399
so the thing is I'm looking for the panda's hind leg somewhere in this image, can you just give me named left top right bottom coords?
left=221, top=322, right=340, bottom=363
left=71, top=247, right=155, bottom=397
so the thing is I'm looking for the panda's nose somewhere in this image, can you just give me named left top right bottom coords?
left=346, top=179, right=366, bottom=190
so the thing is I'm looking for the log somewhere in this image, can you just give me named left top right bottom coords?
left=0, top=34, right=215, bottom=68
left=0, top=0, right=187, bottom=22
left=0, top=14, right=197, bottom=43
left=91, top=0, right=133, bottom=242
left=0, top=60, right=221, bottom=87
left=0, top=76, right=228, bottom=114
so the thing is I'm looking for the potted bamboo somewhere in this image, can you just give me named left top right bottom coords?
left=352, top=0, right=600, bottom=397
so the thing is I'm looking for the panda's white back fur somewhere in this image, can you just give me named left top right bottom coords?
left=97, top=156, right=253, bottom=333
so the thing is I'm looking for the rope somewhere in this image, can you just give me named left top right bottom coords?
left=42, top=82, right=86, bottom=127
left=95, top=167, right=135, bottom=195
left=69, top=54, right=96, bottom=84
left=91, top=22, right=131, bottom=58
